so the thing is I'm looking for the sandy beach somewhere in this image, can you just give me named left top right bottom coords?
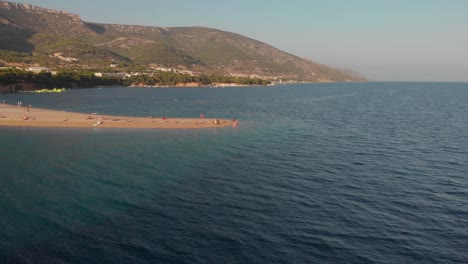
left=0, top=103, right=236, bottom=129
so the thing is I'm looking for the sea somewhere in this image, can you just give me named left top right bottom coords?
left=0, top=82, right=467, bottom=264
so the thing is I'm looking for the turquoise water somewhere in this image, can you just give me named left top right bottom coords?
left=1, top=83, right=467, bottom=263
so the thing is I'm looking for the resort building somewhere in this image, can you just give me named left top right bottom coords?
left=27, top=67, right=50, bottom=73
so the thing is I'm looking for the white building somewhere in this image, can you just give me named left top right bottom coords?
left=28, top=67, right=50, bottom=73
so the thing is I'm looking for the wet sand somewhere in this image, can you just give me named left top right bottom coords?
left=0, top=104, right=235, bottom=129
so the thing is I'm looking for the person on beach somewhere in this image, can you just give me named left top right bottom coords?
left=1, top=104, right=229, bottom=129
left=200, top=113, right=204, bottom=118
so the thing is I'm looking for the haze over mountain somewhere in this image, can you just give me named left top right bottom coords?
left=0, top=1, right=366, bottom=82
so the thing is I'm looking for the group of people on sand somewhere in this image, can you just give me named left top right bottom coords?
left=200, top=113, right=239, bottom=126
left=14, top=101, right=32, bottom=112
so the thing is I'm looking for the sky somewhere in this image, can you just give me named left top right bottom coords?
left=9, top=0, right=468, bottom=81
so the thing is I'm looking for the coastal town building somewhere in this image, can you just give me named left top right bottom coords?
left=27, top=67, right=50, bottom=73
left=51, top=53, right=78, bottom=62
left=94, top=72, right=128, bottom=78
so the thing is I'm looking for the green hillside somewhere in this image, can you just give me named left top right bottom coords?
left=0, top=1, right=366, bottom=82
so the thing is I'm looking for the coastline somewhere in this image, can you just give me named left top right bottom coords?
left=0, top=82, right=259, bottom=93
left=0, top=104, right=236, bottom=129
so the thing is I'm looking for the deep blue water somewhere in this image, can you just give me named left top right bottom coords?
left=0, top=82, right=467, bottom=263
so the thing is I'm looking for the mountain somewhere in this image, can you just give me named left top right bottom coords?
left=0, top=1, right=366, bottom=82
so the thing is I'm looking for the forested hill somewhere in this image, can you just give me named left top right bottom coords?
left=0, top=1, right=366, bottom=82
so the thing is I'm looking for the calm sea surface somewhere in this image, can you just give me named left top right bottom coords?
left=0, top=82, right=467, bottom=263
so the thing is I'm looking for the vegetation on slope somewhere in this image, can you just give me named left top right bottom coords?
left=0, top=68, right=270, bottom=92
left=0, top=1, right=366, bottom=82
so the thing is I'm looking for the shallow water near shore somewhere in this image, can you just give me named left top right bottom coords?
left=1, top=83, right=467, bottom=263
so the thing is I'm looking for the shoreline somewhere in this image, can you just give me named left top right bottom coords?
left=0, top=104, right=236, bottom=129
left=0, top=82, right=264, bottom=93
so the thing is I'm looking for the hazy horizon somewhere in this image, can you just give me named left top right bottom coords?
left=7, top=0, right=468, bottom=82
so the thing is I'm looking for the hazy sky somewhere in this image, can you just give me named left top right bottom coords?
left=10, top=0, right=468, bottom=81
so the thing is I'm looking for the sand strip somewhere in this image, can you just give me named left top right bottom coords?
left=0, top=104, right=236, bottom=129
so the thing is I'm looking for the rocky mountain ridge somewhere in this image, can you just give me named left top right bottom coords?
left=0, top=1, right=366, bottom=82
